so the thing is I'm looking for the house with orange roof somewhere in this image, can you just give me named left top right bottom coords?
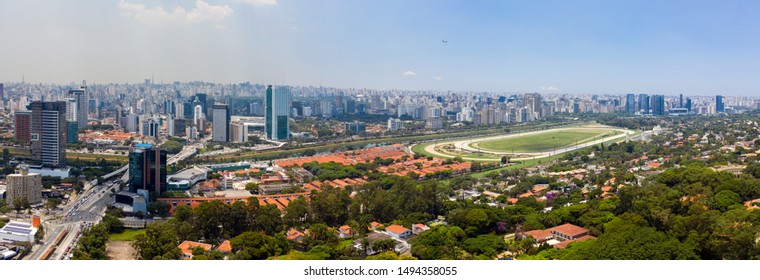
left=286, top=228, right=305, bottom=243
left=548, top=223, right=589, bottom=241
left=384, top=224, right=412, bottom=239
left=412, top=223, right=430, bottom=235
left=523, top=229, right=554, bottom=243
left=369, top=221, right=384, bottom=231
left=178, top=241, right=213, bottom=259
left=216, top=240, right=232, bottom=254
left=552, top=235, right=596, bottom=249
left=337, top=225, right=356, bottom=239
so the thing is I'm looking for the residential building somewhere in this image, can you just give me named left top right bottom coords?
left=265, top=85, right=291, bottom=140
left=548, top=223, right=589, bottom=241
left=384, top=224, right=412, bottom=239
left=178, top=241, right=212, bottom=259
left=6, top=165, right=42, bottom=208
left=30, top=101, right=67, bottom=168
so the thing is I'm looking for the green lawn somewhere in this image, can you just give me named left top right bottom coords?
left=473, top=129, right=612, bottom=153
left=108, top=229, right=146, bottom=241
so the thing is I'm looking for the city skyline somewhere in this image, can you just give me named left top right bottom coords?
left=2, top=1, right=760, bottom=95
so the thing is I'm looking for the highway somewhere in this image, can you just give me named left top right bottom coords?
left=24, top=142, right=201, bottom=260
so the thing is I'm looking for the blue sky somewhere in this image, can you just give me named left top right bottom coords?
left=1, top=0, right=759, bottom=95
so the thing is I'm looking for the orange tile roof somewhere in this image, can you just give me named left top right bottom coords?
left=548, top=223, right=589, bottom=237
left=385, top=224, right=410, bottom=235
left=216, top=240, right=232, bottom=253
left=178, top=241, right=212, bottom=255
left=524, top=230, right=553, bottom=242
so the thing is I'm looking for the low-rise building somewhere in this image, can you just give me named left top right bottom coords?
left=0, top=221, right=38, bottom=243
left=178, top=241, right=212, bottom=259
left=384, top=224, right=412, bottom=239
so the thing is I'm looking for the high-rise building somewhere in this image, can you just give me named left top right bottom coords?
left=250, top=101, right=264, bottom=116
left=194, top=104, right=205, bottom=131
left=14, top=111, right=31, bottom=144
left=125, top=114, right=139, bottom=133
left=679, top=94, right=684, bottom=108
left=30, top=101, right=67, bottom=168
left=212, top=104, right=230, bottom=142
left=524, top=93, right=542, bottom=118
left=652, top=95, right=666, bottom=116
left=716, top=95, right=724, bottom=113
left=6, top=165, right=42, bottom=208
left=128, top=144, right=167, bottom=196
left=0, top=83, right=4, bottom=100
left=68, top=89, right=88, bottom=129
left=67, top=122, right=78, bottom=144
left=625, top=94, right=636, bottom=113
left=265, top=85, right=291, bottom=140
left=638, top=94, right=650, bottom=114
left=685, top=98, right=692, bottom=113
left=230, top=121, right=248, bottom=143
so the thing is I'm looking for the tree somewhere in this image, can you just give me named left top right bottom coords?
left=148, top=201, right=172, bottom=218
left=73, top=224, right=110, bottom=260
left=35, top=224, right=45, bottom=243
left=45, top=198, right=61, bottom=214
left=303, top=223, right=338, bottom=249
left=230, top=232, right=290, bottom=260
left=101, top=213, right=125, bottom=233
left=133, top=222, right=182, bottom=260
left=0, top=199, right=11, bottom=215
left=2, top=148, right=9, bottom=164
left=12, top=197, right=29, bottom=216
left=255, top=204, right=283, bottom=235
left=283, top=196, right=310, bottom=227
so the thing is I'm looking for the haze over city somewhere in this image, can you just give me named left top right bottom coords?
left=2, top=0, right=760, bottom=95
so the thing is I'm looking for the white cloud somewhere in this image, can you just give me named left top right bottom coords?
left=433, top=76, right=443, bottom=80
left=236, top=0, right=278, bottom=6
left=403, top=70, right=416, bottom=76
left=540, top=86, right=559, bottom=92
left=118, top=0, right=233, bottom=26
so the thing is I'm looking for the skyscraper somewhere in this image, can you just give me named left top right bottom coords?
left=266, top=85, right=291, bottom=140
left=68, top=88, right=88, bottom=129
left=67, top=122, right=78, bottom=144
left=523, top=93, right=542, bottom=118
left=716, top=95, right=724, bottom=112
left=685, top=98, right=692, bottom=113
left=212, top=104, right=230, bottom=142
left=30, top=101, right=67, bottom=168
left=625, top=94, right=636, bottom=113
left=128, top=144, right=167, bottom=196
left=679, top=94, right=684, bottom=108
left=0, top=83, right=4, bottom=100
left=638, top=94, right=650, bottom=114
left=14, top=111, right=31, bottom=145
left=652, top=95, right=666, bottom=116
left=194, top=104, right=205, bottom=132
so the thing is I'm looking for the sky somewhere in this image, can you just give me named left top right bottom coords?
left=1, top=0, right=760, bottom=95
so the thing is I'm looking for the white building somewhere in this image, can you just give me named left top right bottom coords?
left=387, top=118, right=403, bottom=131
left=0, top=221, right=37, bottom=243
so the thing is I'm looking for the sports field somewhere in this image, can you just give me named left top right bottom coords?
left=471, top=129, right=612, bottom=153
left=412, top=124, right=635, bottom=162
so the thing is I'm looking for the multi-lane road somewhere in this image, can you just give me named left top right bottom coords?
left=24, top=142, right=201, bottom=260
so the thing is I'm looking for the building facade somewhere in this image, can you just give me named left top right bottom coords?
left=265, top=85, right=291, bottom=140
left=128, top=144, right=167, bottom=196
left=68, top=88, right=88, bottom=129
left=30, top=101, right=67, bottom=168
left=6, top=165, right=42, bottom=208
left=14, top=111, right=31, bottom=144
left=212, top=104, right=230, bottom=142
